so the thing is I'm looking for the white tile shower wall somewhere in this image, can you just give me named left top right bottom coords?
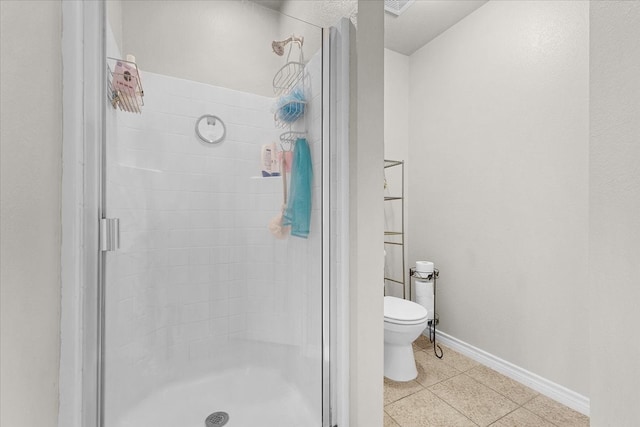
left=244, top=50, right=323, bottom=417
left=105, top=71, right=278, bottom=417
left=104, top=50, right=323, bottom=421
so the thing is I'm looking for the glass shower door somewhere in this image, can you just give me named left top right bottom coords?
left=102, top=2, right=326, bottom=426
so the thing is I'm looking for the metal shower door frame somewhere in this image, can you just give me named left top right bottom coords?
left=321, top=26, right=336, bottom=427
left=82, top=2, right=337, bottom=426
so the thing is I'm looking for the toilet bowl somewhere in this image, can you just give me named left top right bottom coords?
left=384, top=296, right=429, bottom=381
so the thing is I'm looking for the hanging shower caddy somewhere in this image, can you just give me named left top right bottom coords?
left=272, top=35, right=308, bottom=148
left=409, top=267, right=443, bottom=358
left=272, top=35, right=305, bottom=96
left=107, top=56, right=144, bottom=113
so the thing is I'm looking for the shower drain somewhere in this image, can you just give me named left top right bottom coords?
left=205, top=412, right=229, bottom=427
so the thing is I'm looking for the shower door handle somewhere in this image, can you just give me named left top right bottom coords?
left=100, top=218, right=120, bottom=252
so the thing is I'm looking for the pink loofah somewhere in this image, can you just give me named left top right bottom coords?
left=269, top=155, right=290, bottom=239
left=269, top=205, right=290, bottom=239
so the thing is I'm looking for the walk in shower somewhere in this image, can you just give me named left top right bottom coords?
left=97, top=2, right=344, bottom=426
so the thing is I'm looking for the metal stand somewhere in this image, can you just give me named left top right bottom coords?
left=410, top=268, right=443, bottom=359
left=384, top=160, right=406, bottom=298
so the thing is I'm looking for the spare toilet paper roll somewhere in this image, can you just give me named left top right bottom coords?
left=416, top=261, right=434, bottom=273
left=415, top=280, right=434, bottom=320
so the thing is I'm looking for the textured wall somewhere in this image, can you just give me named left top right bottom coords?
left=350, top=1, right=384, bottom=426
left=0, top=1, right=62, bottom=426
left=276, top=0, right=357, bottom=28
left=407, top=0, right=590, bottom=396
left=589, top=1, right=640, bottom=425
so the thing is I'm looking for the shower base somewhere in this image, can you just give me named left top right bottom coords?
left=114, top=367, right=318, bottom=427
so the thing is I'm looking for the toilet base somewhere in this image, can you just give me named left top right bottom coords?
left=384, top=342, right=418, bottom=382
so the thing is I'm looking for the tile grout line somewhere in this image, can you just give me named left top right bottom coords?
left=460, top=371, right=533, bottom=408
left=383, top=409, right=403, bottom=427
left=385, top=374, right=478, bottom=426
left=383, top=381, right=426, bottom=406
left=463, top=366, right=542, bottom=408
left=523, top=402, right=563, bottom=427
left=427, top=372, right=522, bottom=427
left=419, top=346, right=478, bottom=374
left=487, top=410, right=513, bottom=426
left=430, top=388, right=481, bottom=427
left=425, top=373, right=488, bottom=427
left=425, top=384, right=478, bottom=426
left=486, top=403, right=528, bottom=427
left=416, top=369, right=462, bottom=389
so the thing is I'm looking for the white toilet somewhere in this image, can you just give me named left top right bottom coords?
left=384, top=296, right=429, bottom=381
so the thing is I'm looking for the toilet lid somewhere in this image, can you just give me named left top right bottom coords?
left=384, top=296, right=428, bottom=323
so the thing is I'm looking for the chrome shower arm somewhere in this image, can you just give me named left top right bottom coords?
left=272, top=35, right=304, bottom=56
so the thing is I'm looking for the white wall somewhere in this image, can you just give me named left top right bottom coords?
left=383, top=49, right=409, bottom=298
left=407, top=0, right=590, bottom=397
left=350, top=1, right=384, bottom=426
left=106, top=0, right=123, bottom=53
left=589, top=1, right=640, bottom=425
left=0, top=1, right=62, bottom=427
left=120, top=1, right=321, bottom=97
left=383, top=50, right=409, bottom=177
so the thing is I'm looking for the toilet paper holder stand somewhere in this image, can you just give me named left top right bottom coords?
left=409, top=268, right=443, bottom=359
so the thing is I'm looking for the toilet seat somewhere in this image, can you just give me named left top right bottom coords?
left=384, top=296, right=429, bottom=325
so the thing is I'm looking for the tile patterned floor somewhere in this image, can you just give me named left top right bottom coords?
left=384, top=336, right=590, bottom=427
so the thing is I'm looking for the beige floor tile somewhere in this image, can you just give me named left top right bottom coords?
left=414, top=349, right=461, bottom=387
left=524, top=395, right=590, bottom=427
left=489, top=407, right=555, bottom=427
left=384, top=411, right=401, bottom=427
left=438, top=344, right=481, bottom=372
left=414, top=334, right=432, bottom=351
left=466, top=365, right=539, bottom=404
left=429, top=374, right=518, bottom=426
left=414, top=335, right=444, bottom=358
left=384, top=377, right=424, bottom=405
left=386, top=389, right=477, bottom=427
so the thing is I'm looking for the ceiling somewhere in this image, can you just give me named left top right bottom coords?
left=253, top=0, right=487, bottom=56
left=385, top=0, right=487, bottom=55
left=252, top=0, right=358, bottom=28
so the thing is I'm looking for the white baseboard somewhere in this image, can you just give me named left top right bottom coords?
left=430, top=331, right=590, bottom=416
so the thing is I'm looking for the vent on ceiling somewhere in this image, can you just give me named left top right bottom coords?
left=384, top=0, right=416, bottom=16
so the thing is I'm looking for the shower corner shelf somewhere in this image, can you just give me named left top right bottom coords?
left=274, top=99, right=307, bottom=128
left=107, top=57, right=144, bottom=114
left=273, top=62, right=305, bottom=97
left=384, top=159, right=406, bottom=299
left=250, top=175, right=281, bottom=180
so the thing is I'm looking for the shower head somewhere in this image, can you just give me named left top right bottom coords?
left=272, top=40, right=286, bottom=56
left=271, top=35, right=304, bottom=56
